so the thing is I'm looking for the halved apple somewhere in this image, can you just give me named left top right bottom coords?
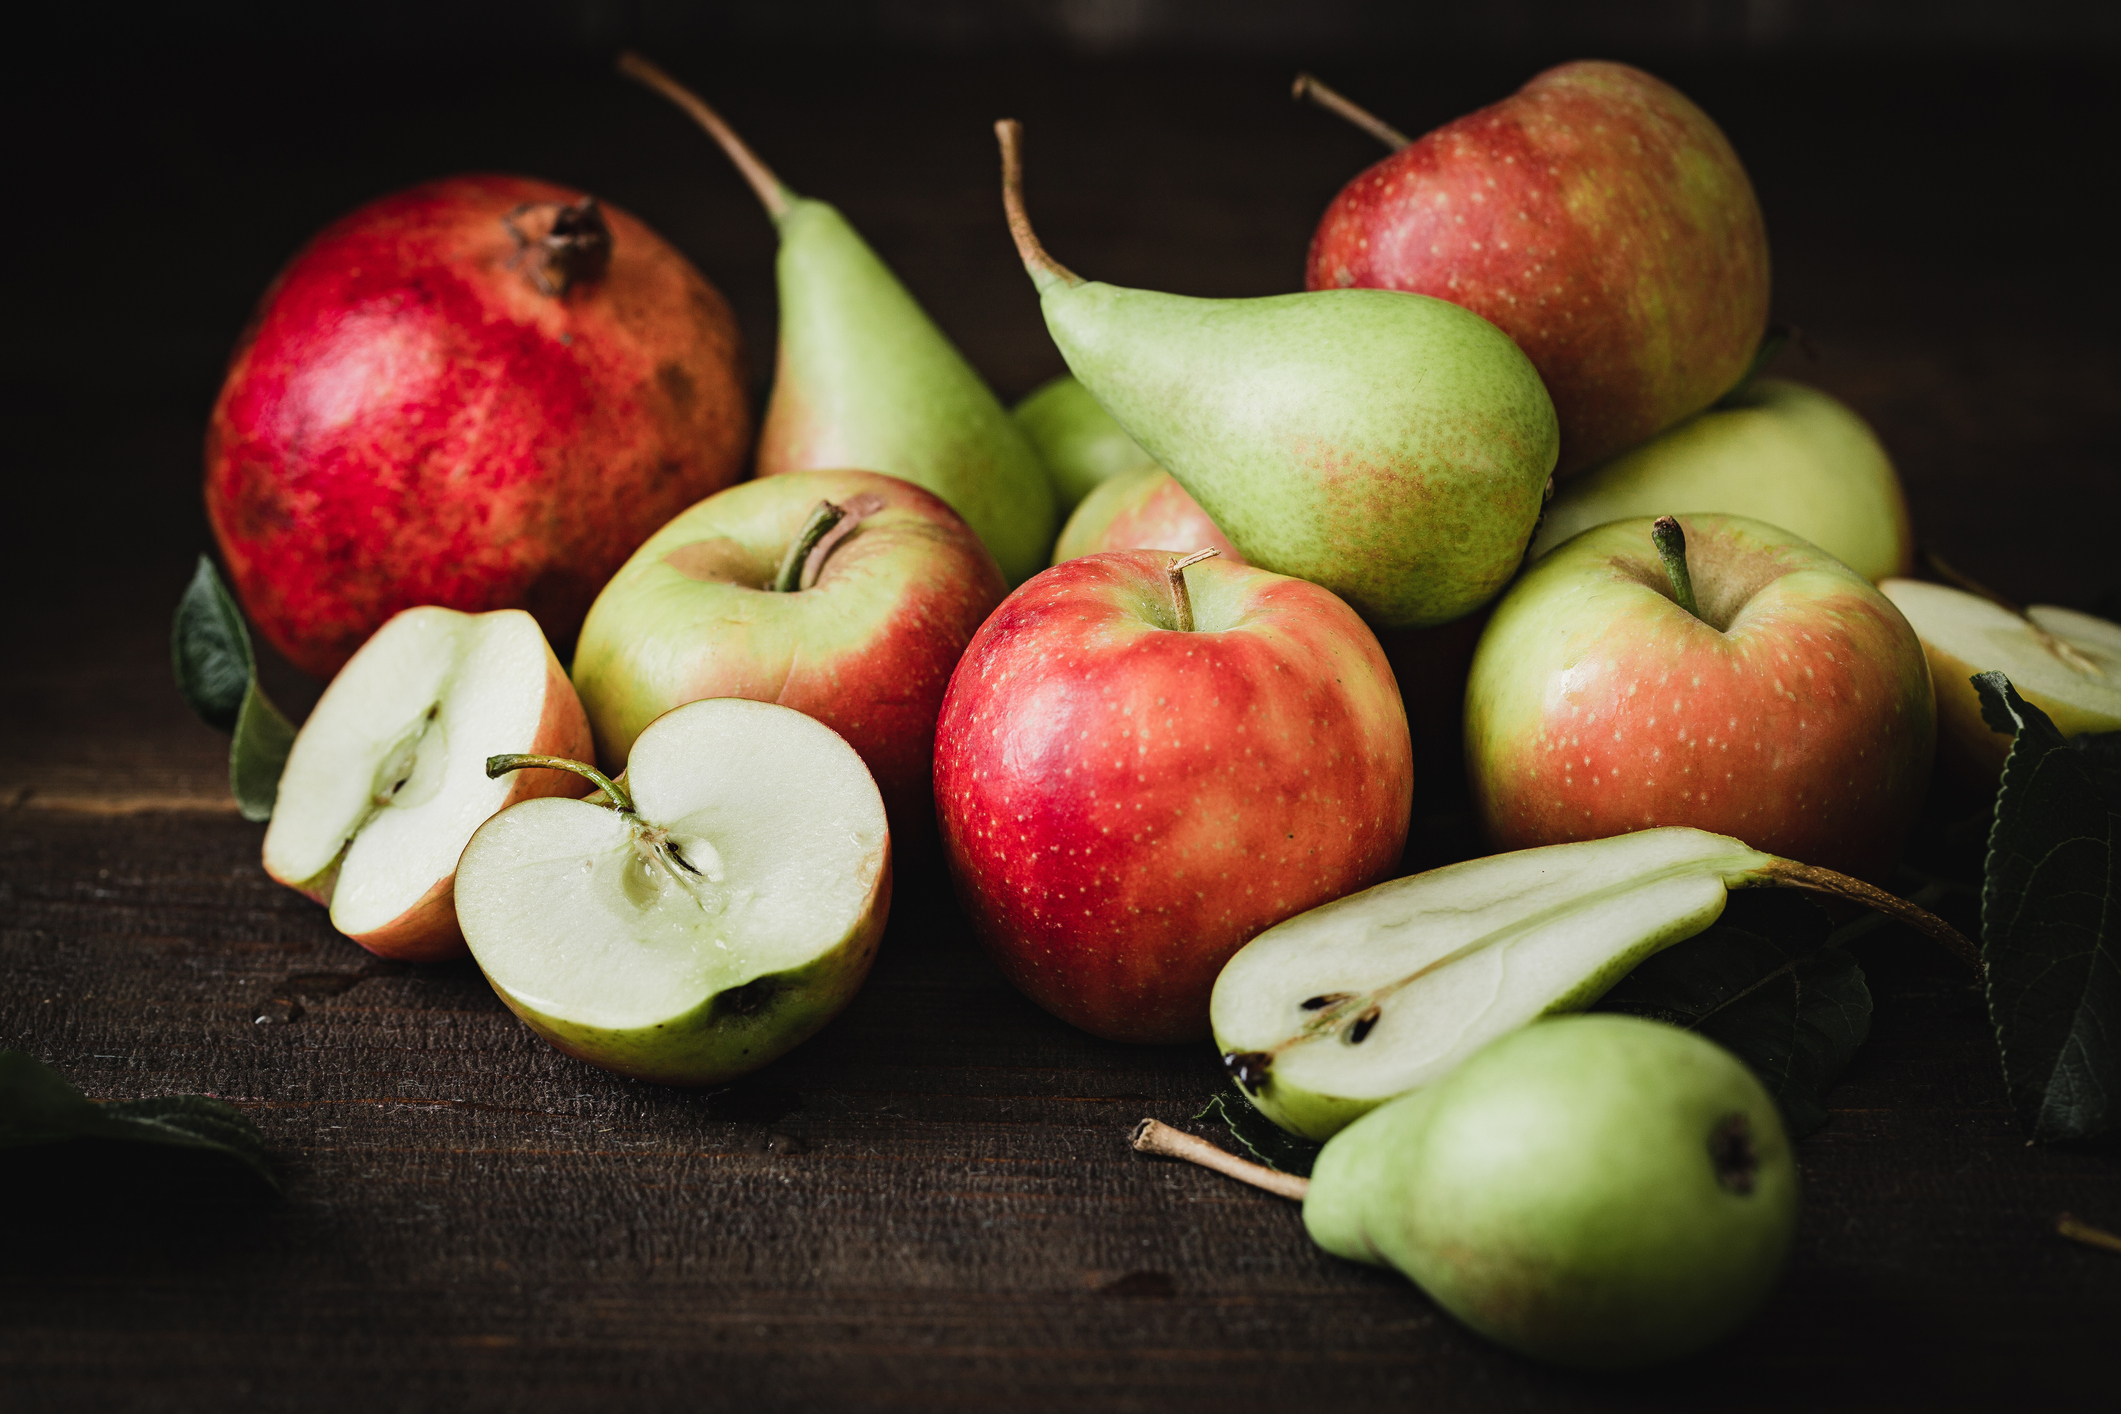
left=1879, top=579, right=2121, bottom=783
left=454, top=697, right=890, bottom=1086
left=261, top=607, right=593, bottom=961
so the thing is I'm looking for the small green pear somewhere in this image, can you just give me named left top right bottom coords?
left=996, top=120, right=1558, bottom=630
left=1529, top=379, right=1913, bottom=583
left=1012, top=373, right=1162, bottom=514
left=1302, top=1016, right=1800, bottom=1369
left=625, top=56, right=1056, bottom=584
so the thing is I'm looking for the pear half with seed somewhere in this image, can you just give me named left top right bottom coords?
left=262, top=607, right=594, bottom=961
left=455, top=697, right=890, bottom=1086
left=1209, top=826, right=1973, bottom=1142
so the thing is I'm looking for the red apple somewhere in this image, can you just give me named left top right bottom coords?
left=570, top=469, right=1008, bottom=863
left=206, top=175, right=752, bottom=677
left=1465, top=515, right=1934, bottom=882
left=1051, top=465, right=1242, bottom=565
left=1304, top=62, right=1769, bottom=476
left=934, top=550, right=1414, bottom=1043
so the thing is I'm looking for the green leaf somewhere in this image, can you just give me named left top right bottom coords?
left=170, top=555, right=295, bottom=820
left=0, top=1050, right=280, bottom=1198
left=1595, top=890, right=1871, bottom=1138
left=172, top=556, right=255, bottom=732
left=1194, top=1091, right=1322, bottom=1177
left=1972, top=671, right=2120, bottom=1144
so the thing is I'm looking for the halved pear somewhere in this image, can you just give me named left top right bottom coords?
left=1879, top=579, right=2121, bottom=783
left=1212, top=829, right=1781, bottom=1141
left=454, top=697, right=890, bottom=1086
left=262, top=607, right=593, bottom=961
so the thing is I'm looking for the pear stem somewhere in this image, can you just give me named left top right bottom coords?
left=2056, top=1213, right=2121, bottom=1255
left=1165, top=548, right=1220, bottom=633
left=487, top=754, right=633, bottom=814
left=1651, top=516, right=1700, bottom=620
left=1291, top=72, right=1412, bottom=151
left=773, top=500, right=849, bottom=592
left=995, top=119, right=1082, bottom=292
left=618, top=51, right=796, bottom=219
left=1131, top=1119, right=1310, bottom=1201
left=1750, top=857, right=1983, bottom=974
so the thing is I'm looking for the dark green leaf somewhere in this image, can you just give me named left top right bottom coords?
left=1195, top=1091, right=1321, bottom=1178
left=171, top=556, right=254, bottom=732
left=1972, top=672, right=2120, bottom=1144
left=231, top=679, right=297, bottom=822
left=0, top=1050, right=279, bottom=1198
left=1595, top=890, right=1871, bottom=1138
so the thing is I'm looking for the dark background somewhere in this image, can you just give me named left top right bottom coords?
left=4, top=3, right=2118, bottom=1410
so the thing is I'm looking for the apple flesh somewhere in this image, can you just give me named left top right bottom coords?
left=1879, top=580, right=2121, bottom=783
left=570, top=468, right=1007, bottom=861
left=1051, top=466, right=1241, bottom=566
left=1530, top=379, right=1913, bottom=583
left=1306, top=61, right=1769, bottom=476
left=455, top=697, right=890, bottom=1086
left=262, top=606, right=594, bottom=961
left=207, top=175, right=752, bottom=677
left=1466, top=514, right=1935, bottom=882
left=934, top=550, right=1413, bottom=1044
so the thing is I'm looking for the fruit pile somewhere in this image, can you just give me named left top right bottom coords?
left=173, top=54, right=2121, bottom=1371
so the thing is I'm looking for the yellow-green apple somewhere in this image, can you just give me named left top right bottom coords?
left=933, top=550, right=1414, bottom=1043
left=262, top=606, right=594, bottom=961
left=1304, top=62, right=1769, bottom=476
left=207, top=175, right=751, bottom=677
left=456, top=697, right=889, bottom=1086
left=1530, top=379, right=1913, bottom=583
left=570, top=469, right=1007, bottom=861
left=1051, top=466, right=1242, bottom=566
left=1466, top=515, right=1934, bottom=882
left=1013, top=373, right=1162, bottom=515
left=1879, top=580, right=2121, bottom=784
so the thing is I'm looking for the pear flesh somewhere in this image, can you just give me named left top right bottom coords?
left=454, top=697, right=889, bottom=1086
left=1210, top=827, right=1775, bottom=1140
left=1302, top=1014, right=1798, bottom=1369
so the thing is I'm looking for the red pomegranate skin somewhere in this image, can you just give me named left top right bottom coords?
left=207, top=174, right=752, bottom=677
left=1306, top=62, right=1769, bottom=476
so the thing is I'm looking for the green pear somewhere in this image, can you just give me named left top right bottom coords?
left=1529, top=379, right=1913, bottom=583
left=1210, top=825, right=1975, bottom=1141
left=995, top=120, right=1558, bottom=630
left=1012, top=373, right=1161, bottom=514
left=1302, top=1016, right=1800, bottom=1369
left=623, top=55, right=1055, bottom=584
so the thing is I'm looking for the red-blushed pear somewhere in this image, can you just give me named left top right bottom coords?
left=933, top=550, right=1414, bottom=1044
left=1299, top=66, right=1770, bottom=476
left=1051, top=466, right=1242, bottom=566
left=570, top=469, right=1007, bottom=863
left=207, top=175, right=751, bottom=677
left=1465, top=515, right=1934, bottom=882
left=262, top=607, right=594, bottom=961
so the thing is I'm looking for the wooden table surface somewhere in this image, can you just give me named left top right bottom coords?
left=5, top=42, right=2117, bottom=1412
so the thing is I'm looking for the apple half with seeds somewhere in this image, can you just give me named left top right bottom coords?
left=1879, top=579, right=2121, bottom=783
left=262, top=606, right=594, bottom=961
left=455, top=697, right=890, bottom=1086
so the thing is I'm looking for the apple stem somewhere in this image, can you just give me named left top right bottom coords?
left=774, top=500, right=849, bottom=592
left=618, top=51, right=796, bottom=220
left=1166, top=548, right=1221, bottom=633
left=1130, top=1119, right=1310, bottom=1201
left=995, top=119, right=1083, bottom=293
left=486, top=754, right=634, bottom=814
left=1291, top=72, right=1412, bottom=151
left=2056, top=1213, right=2121, bottom=1255
left=1651, top=516, right=1701, bottom=620
left=1750, top=857, right=1983, bottom=974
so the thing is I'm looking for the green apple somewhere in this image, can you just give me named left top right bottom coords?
left=455, top=696, right=890, bottom=1086
left=1528, top=379, right=1912, bottom=583
left=1013, top=373, right=1161, bottom=515
left=1303, top=1015, right=1799, bottom=1369
left=1879, top=579, right=2121, bottom=783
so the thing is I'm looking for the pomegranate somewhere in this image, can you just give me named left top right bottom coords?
left=206, top=174, right=752, bottom=677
